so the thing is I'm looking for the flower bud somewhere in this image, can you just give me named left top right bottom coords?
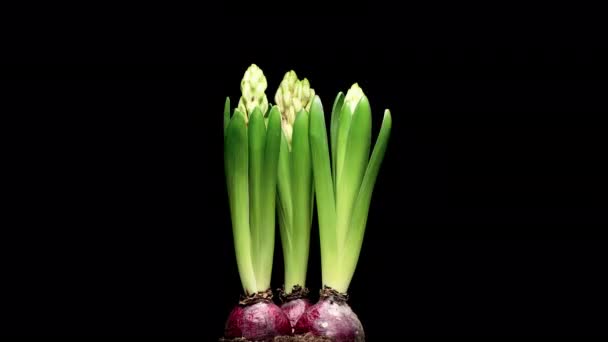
left=274, top=70, right=315, bottom=146
left=237, top=64, right=269, bottom=121
left=344, top=83, right=365, bottom=114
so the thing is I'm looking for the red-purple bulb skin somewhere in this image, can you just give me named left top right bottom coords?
left=294, top=298, right=365, bottom=342
left=224, top=301, right=292, bottom=340
left=280, top=298, right=312, bottom=328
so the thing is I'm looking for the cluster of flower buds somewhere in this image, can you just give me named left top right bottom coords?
left=274, top=71, right=315, bottom=147
left=237, top=64, right=269, bottom=121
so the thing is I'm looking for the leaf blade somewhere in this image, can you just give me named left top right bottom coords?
left=309, top=96, right=337, bottom=288
left=336, top=96, right=372, bottom=252
left=225, top=111, right=257, bottom=293
left=341, top=109, right=392, bottom=291
left=287, top=109, right=313, bottom=290
left=257, top=106, right=281, bottom=289
left=277, top=130, right=293, bottom=232
left=248, top=108, right=266, bottom=284
left=224, top=97, right=231, bottom=136
left=330, top=92, right=345, bottom=188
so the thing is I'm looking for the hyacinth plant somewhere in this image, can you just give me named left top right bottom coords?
left=294, top=84, right=392, bottom=341
left=222, top=64, right=391, bottom=342
left=274, top=71, right=316, bottom=328
left=222, top=64, right=292, bottom=340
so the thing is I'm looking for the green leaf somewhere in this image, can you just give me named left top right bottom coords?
left=309, top=174, right=315, bottom=231
left=340, top=109, right=392, bottom=292
left=224, top=111, right=257, bottom=294
left=309, top=95, right=337, bottom=287
left=335, top=103, right=352, bottom=192
left=247, top=108, right=266, bottom=284
left=277, top=191, right=292, bottom=269
left=277, top=125, right=294, bottom=290
left=277, top=192, right=295, bottom=291
left=256, top=106, right=281, bottom=289
left=330, top=92, right=345, bottom=187
left=224, top=97, right=231, bottom=136
left=336, top=96, right=372, bottom=250
left=277, top=130, right=293, bottom=233
left=286, top=109, right=313, bottom=290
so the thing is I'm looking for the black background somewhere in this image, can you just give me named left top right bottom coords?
left=2, top=10, right=607, bottom=337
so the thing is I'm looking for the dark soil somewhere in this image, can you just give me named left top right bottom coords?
left=274, top=334, right=333, bottom=341
left=220, top=333, right=332, bottom=341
